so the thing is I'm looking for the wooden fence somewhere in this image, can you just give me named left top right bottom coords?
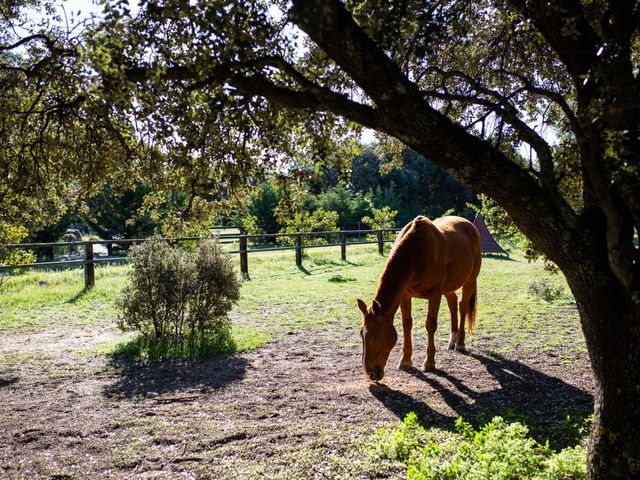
left=0, top=228, right=400, bottom=289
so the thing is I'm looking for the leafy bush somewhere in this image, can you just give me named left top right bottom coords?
left=528, top=278, right=565, bottom=302
left=0, top=223, right=35, bottom=286
left=278, top=208, right=339, bottom=246
left=312, top=185, right=372, bottom=230
left=553, top=414, right=593, bottom=446
left=240, top=213, right=262, bottom=236
left=116, top=237, right=241, bottom=358
left=239, top=182, right=282, bottom=235
left=362, top=206, right=398, bottom=241
left=371, top=413, right=587, bottom=480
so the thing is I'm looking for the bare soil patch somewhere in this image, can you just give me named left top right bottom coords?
left=0, top=320, right=593, bottom=479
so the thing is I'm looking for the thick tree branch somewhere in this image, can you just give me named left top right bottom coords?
left=0, top=34, right=55, bottom=52
left=420, top=65, right=561, bottom=187
left=289, top=0, right=579, bottom=267
left=420, top=89, right=556, bottom=182
left=124, top=59, right=381, bottom=133
left=228, top=72, right=380, bottom=130
left=0, top=33, right=76, bottom=57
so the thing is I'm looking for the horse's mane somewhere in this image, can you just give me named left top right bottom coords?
left=374, top=221, right=423, bottom=310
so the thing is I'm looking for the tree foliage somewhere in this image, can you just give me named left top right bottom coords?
left=0, top=223, right=35, bottom=278
left=278, top=208, right=339, bottom=246
left=361, top=206, right=398, bottom=241
left=2, top=1, right=640, bottom=477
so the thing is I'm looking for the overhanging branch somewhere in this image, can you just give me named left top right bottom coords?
left=124, top=58, right=381, bottom=133
left=420, top=89, right=556, bottom=182
left=288, top=0, right=579, bottom=266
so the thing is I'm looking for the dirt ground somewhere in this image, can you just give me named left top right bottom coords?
left=0, top=318, right=594, bottom=479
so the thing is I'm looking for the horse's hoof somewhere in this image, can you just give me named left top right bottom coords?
left=423, top=362, right=436, bottom=371
left=455, top=345, right=467, bottom=354
left=399, top=361, right=413, bottom=370
left=447, top=341, right=456, bottom=350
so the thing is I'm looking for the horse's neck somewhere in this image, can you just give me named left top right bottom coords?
left=374, top=251, right=411, bottom=320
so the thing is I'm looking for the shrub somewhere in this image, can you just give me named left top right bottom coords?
left=116, top=237, right=241, bottom=358
left=528, top=278, right=565, bottom=302
left=240, top=213, right=262, bottom=236
left=278, top=208, right=339, bottom=246
left=362, top=206, right=398, bottom=241
left=371, top=413, right=587, bottom=480
left=0, top=223, right=35, bottom=287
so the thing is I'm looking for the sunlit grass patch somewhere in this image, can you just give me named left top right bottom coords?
left=0, top=265, right=128, bottom=331
left=1, top=245, right=582, bottom=358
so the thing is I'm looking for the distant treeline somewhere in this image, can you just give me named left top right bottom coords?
left=235, top=148, right=478, bottom=233
left=28, top=148, right=478, bottom=248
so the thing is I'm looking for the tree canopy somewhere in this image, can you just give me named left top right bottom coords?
left=2, top=1, right=639, bottom=478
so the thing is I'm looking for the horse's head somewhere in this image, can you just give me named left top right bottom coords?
left=357, top=298, right=397, bottom=382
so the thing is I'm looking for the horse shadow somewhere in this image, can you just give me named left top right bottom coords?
left=369, top=383, right=451, bottom=425
left=370, top=351, right=593, bottom=449
left=103, top=353, right=248, bottom=399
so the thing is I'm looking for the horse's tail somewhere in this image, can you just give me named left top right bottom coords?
left=466, top=291, right=477, bottom=334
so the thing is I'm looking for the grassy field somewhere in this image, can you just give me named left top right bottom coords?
left=0, top=243, right=580, bottom=356
left=0, top=244, right=591, bottom=479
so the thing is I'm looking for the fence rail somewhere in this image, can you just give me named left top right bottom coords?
left=1, top=228, right=400, bottom=288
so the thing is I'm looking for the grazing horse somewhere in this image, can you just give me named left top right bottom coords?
left=357, top=215, right=481, bottom=381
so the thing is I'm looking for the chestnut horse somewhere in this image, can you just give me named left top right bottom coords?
left=357, top=215, right=481, bottom=381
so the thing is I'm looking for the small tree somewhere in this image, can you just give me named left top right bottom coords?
left=278, top=208, right=340, bottom=246
left=116, top=237, right=241, bottom=358
left=0, top=223, right=35, bottom=287
left=362, top=206, right=398, bottom=241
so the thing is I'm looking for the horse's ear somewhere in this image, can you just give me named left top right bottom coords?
left=372, top=300, right=381, bottom=315
left=357, top=298, right=368, bottom=316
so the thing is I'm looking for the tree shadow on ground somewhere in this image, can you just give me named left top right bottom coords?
left=103, top=353, right=249, bottom=399
left=370, top=351, right=593, bottom=449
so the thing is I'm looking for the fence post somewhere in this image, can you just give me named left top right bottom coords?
left=340, top=232, right=346, bottom=261
left=239, top=235, right=248, bottom=276
left=377, top=230, right=384, bottom=255
left=295, top=234, right=302, bottom=267
left=84, top=242, right=95, bottom=289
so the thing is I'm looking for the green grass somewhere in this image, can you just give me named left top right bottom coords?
left=0, top=245, right=588, bottom=476
left=0, top=265, right=128, bottom=331
left=0, top=244, right=582, bottom=358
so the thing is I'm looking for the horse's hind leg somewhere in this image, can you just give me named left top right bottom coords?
left=399, top=296, right=413, bottom=370
left=445, top=292, right=459, bottom=350
left=456, top=281, right=477, bottom=353
left=423, top=294, right=441, bottom=371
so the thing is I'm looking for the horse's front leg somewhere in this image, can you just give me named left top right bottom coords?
left=399, top=296, right=413, bottom=370
left=424, top=294, right=442, bottom=371
left=445, top=292, right=459, bottom=350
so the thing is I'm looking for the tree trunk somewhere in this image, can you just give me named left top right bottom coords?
left=565, top=266, right=640, bottom=479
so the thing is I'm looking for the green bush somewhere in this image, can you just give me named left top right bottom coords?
left=116, top=237, right=241, bottom=358
left=528, top=278, right=565, bottom=302
left=371, top=413, right=587, bottom=480
left=278, top=208, right=339, bottom=246
left=362, top=206, right=398, bottom=241
left=0, top=223, right=35, bottom=287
